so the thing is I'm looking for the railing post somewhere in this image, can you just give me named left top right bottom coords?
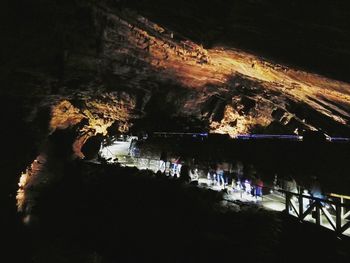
left=298, top=193, right=303, bottom=220
left=341, top=197, right=344, bottom=219
left=315, top=201, right=321, bottom=225
left=285, top=192, right=290, bottom=214
left=336, top=203, right=342, bottom=235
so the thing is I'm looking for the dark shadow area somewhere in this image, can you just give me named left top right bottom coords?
left=22, top=161, right=350, bottom=263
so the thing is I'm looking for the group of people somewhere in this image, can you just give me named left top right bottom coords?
left=159, top=152, right=182, bottom=178
left=235, top=177, right=264, bottom=199
left=272, top=174, right=328, bottom=212
left=156, top=150, right=330, bottom=210
left=275, top=174, right=324, bottom=200
left=207, top=168, right=228, bottom=186
left=206, top=164, right=264, bottom=199
left=159, top=154, right=328, bottom=204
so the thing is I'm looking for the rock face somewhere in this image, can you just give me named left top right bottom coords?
left=3, top=1, right=350, bottom=138
left=2, top=0, right=350, bottom=205
left=123, top=0, right=350, bottom=83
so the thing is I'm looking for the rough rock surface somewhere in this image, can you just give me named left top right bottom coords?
left=3, top=1, right=350, bottom=142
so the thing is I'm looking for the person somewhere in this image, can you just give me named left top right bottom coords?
left=231, top=177, right=236, bottom=189
left=155, top=170, right=163, bottom=178
left=236, top=179, right=243, bottom=191
left=250, top=176, right=257, bottom=197
left=168, top=162, right=174, bottom=176
left=172, top=156, right=181, bottom=176
left=284, top=175, right=298, bottom=193
left=168, top=157, right=179, bottom=176
left=273, top=174, right=278, bottom=191
left=255, top=177, right=263, bottom=199
left=194, top=168, right=199, bottom=180
left=223, top=170, right=230, bottom=187
left=207, top=168, right=216, bottom=185
left=189, top=168, right=199, bottom=181
left=236, top=179, right=244, bottom=191
left=176, top=163, right=182, bottom=176
left=302, top=189, right=311, bottom=211
left=222, top=162, right=231, bottom=186
left=310, top=176, right=324, bottom=205
left=159, top=151, right=167, bottom=173
left=235, top=161, right=244, bottom=183
left=284, top=176, right=298, bottom=212
left=244, top=179, right=251, bottom=195
left=216, top=166, right=224, bottom=186
left=179, top=164, right=191, bottom=183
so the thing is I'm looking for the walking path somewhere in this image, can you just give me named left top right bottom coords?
left=99, top=140, right=350, bottom=238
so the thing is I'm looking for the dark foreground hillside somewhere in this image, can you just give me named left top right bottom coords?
left=9, top=161, right=350, bottom=263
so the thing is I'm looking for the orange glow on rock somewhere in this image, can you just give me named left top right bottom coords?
left=16, top=154, right=46, bottom=212
left=49, top=94, right=135, bottom=158
left=110, top=12, right=350, bottom=134
left=50, top=100, right=84, bottom=132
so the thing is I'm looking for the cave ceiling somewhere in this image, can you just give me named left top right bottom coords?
left=2, top=0, right=350, bottom=159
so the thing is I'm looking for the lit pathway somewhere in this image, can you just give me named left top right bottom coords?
left=197, top=178, right=350, bottom=237
left=197, top=178, right=286, bottom=212
left=99, top=142, right=350, bottom=237
left=100, top=138, right=134, bottom=164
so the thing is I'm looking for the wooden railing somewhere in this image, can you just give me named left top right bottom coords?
left=282, top=190, right=350, bottom=236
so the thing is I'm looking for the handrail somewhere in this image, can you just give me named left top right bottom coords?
left=329, top=193, right=350, bottom=201
left=277, top=188, right=350, bottom=208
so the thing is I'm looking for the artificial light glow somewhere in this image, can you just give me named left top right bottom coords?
left=16, top=156, right=46, bottom=212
